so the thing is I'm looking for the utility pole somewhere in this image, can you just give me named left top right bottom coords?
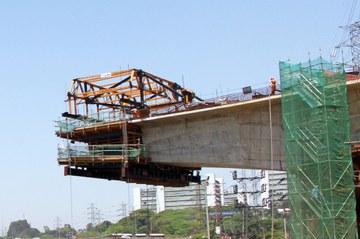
left=117, top=202, right=127, bottom=219
left=54, top=216, right=61, bottom=239
left=232, top=169, right=265, bottom=238
left=122, top=202, right=127, bottom=217
left=89, top=203, right=96, bottom=226
left=122, top=202, right=127, bottom=218
left=147, top=188, right=150, bottom=236
left=134, top=211, right=137, bottom=235
left=202, top=178, right=211, bottom=239
left=278, top=208, right=291, bottom=239
left=88, top=203, right=100, bottom=227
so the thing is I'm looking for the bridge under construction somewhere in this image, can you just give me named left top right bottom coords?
left=56, top=59, right=360, bottom=238
left=55, top=69, right=207, bottom=186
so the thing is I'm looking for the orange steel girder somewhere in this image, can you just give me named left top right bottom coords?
left=66, top=69, right=201, bottom=116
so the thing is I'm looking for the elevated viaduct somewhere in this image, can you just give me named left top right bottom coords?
left=55, top=69, right=360, bottom=186
left=55, top=63, right=360, bottom=238
left=134, top=79, right=360, bottom=171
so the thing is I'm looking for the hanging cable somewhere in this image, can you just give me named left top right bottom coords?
left=66, top=118, right=74, bottom=237
left=268, top=94, right=275, bottom=239
left=346, top=0, right=357, bottom=26
left=122, top=108, right=131, bottom=217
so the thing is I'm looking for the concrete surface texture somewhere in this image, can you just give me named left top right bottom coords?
left=133, top=79, right=360, bottom=171
left=135, top=95, right=284, bottom=170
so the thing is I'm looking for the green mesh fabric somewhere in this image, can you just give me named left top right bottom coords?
left=280, top=58, right=357, bottom=238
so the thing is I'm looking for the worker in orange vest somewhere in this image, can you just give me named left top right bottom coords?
left=131, top=108, right=140, bottom=119
left=270, top=77, right=277, bottom=95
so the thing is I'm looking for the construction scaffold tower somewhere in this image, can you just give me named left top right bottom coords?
left=280, top=57, right=357, bottom=238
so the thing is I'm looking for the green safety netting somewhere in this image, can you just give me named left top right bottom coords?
left=280, top=58, right=357, bottom=238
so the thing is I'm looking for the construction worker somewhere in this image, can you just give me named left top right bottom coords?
left=270, top=77, right=277, bottom=95
left=131, top=108, right=140, bottom=119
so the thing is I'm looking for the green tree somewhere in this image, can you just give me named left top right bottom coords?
left=105, top=208, right=207, bottom=238
left=7, top=219, right=31, bottom=238
left=222, top=213, right=243, bottom=237
left=19, top=228, right=40, bottom=238
left=95, top=220, right=112, bottom=233
left=40, top=232, right=57, bottom=239
left=7, top=219, right=41, bottom=238
left=58, top=224, right=77, bottom=238
left=216, top=205, right=286, bottom=239
left=78, top=220, right=113, bottom=238
left=40, top=227, right=61, bottom=238
left=105, top=209, right=157, bottom=235
left=86, top=223, right=94, bottom=232
left=99, top=206, right=287, bottom=239
left=43, top=226, right=50, bottom=233
left=154, top=208, right=206, bottom=238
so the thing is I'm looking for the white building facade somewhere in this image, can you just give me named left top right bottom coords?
left=260, top=170, right=288, bottom=207
left=133, top=173, right=224, bottom=213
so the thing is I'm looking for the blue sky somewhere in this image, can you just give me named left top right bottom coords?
left=0, top=0, right=359, bottom=233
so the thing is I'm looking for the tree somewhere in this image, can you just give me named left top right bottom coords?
left=86, top=223, right=94, bottom=232
left=58, top=224, right=77, bottom=238
left=98, top=206, right=287, bottom=239
left=78, top=220, right=113, bottom=238
left=95, top=220, right=112, bottom=233
left=7, top=219, right=31, bottom=238
left=43, top=226, right=50, bottom=233
left=105, top=209, right=157, bottom=235
left=19, top=228, right=40, bottom=238
left=40, top=230, right=57, bottom=239
left=222, top=213, right=243, bottom=238
left=151, top=208, right=206, bottom=238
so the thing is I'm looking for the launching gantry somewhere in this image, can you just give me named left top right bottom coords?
left=55, top=69, right=202, bottom=187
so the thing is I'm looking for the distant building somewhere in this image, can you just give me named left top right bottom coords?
left=133, top=173, right=224, bottom=213
left=223, top=190, right=245, bottom=206
left=162, top=183, right=206, bottom=210
left=206, top=173, right=224, bottom=207
left=133, top=186, right=158, bottom=212
left=260, top=170, right=288, bottom=207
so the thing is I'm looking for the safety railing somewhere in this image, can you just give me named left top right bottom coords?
left=58, top=144, right=147, bottom=159
left=294, top=74, right=323, bottom=108
left=203, top=85, right=277, bottom=104
left=55, top=110, right=129, bottom=133
left=56, top=83, right=279, bottom=132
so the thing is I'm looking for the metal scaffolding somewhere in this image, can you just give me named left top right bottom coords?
left=280, top=57, right=357, bottom=238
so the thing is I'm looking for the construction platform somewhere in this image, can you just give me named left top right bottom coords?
left=56, top=69, right=203, bottom=186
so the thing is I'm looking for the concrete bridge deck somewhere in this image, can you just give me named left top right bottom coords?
left=133, top=79, right=360, bottom=171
